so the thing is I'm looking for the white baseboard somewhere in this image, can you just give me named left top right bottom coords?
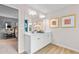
left=51, top=42, right=79, bottom=52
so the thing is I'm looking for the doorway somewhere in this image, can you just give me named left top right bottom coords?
left=0, top=4, right=18, bottom=54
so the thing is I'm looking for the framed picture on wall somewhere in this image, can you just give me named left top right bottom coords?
left=49, top=18, right=59, bottom=28
left=61, top=15, right=76, bottom=28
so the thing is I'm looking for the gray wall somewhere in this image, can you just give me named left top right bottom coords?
left=0, top=16, right=18, bottom=28
left=50, top=5, right=79, bottom=51
left=0, top=16, right=18, bottom=39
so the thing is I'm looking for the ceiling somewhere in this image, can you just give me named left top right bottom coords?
left=4, top=4, right=75, bottom=15
left=0, top=4, right=18, bottom=19
left=28, top=4, right=74, bottom=14
left=3, top=4, right=77, bottom=20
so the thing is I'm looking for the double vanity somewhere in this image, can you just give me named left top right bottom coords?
left=24, top=32, right=52, bottom=53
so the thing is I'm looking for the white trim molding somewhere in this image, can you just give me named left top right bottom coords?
left=52, top=42, right=79, bottom=52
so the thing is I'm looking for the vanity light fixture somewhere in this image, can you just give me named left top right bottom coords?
left=39, top=14, right=46, bottom=19
left=28, top=9, right=37, bottom=16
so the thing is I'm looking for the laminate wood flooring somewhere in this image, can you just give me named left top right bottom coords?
left=35, top=44, right=79, bottom=54
left=0, top=38, right=17, bottom=54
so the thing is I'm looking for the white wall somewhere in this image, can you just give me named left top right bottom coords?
left=50, top=5, right=79, bottom=51
left=18, top=8, right=25, bottom=53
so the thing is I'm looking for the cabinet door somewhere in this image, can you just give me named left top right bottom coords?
left=31, top=36, right=41, bottom=53
left=31, top=33, right=51, bottom=53
left=38, top=34, right=51, bottom=49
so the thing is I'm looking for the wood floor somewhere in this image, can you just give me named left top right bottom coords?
left=35, top=44, right=79, bottom=54
left=0, top=38, right=18, bottom=54
left=0, top=38, right=17, bottom=45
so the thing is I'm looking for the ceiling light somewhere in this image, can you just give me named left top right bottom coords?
left=28, top=9, right=37, bottom=16
left=39, top=14, right=45, bottom=19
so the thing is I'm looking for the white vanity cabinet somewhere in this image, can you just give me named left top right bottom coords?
left=24, top=34, right=31, bottom=53
left=24, top=32, right=51, bottom=53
